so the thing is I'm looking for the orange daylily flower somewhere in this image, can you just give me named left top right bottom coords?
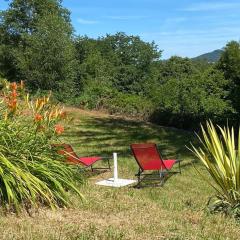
left=34, top=113, right=43, bottom=122
left=8, top=98, right=17, bottom=106
left=54, top=124, right=64, bottom=135
left=10, top=82, right=17, bottom=90
left=11, top=90, right=18, bottom=98
left=8, top=99, right=17, bottom=112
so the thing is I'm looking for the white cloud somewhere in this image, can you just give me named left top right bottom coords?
left=182, top=2, right=240, bottom=11
left=77, top=18, right=99, bottom=24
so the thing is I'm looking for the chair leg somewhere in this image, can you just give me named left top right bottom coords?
left=159, top=170, right=168, bottom=186
left=91, top=159, right=111, bottom=172
left=159, top=170, right=164, bottom=179
left=136, top=168, right=142, bottom=188
left=107, top=159, right=111, bottom=170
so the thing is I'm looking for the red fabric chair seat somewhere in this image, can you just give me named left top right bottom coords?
left=131, top=143, right=180, bottom=172
left=79, top=156, right=102, bottom=166
left=143, top=159, right=177, bottom=170
left=53, top=144, right=102, bottom=166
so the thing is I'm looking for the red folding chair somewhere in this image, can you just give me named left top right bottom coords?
left=53, top=143, right=111, bottom=171
left=131, top=143, right=181, bottom=187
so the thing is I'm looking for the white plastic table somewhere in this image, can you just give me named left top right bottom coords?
left=96, top=153, right=136, bottom=187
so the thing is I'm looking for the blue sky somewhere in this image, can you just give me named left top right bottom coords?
left=1, top=0, right=240, bottom=59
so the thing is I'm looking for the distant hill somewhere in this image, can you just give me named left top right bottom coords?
left=192, top=49, right=223, bottom=62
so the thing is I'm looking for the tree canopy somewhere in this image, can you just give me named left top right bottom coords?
left=218, top=41, right=240, bottom=115
left=0, top=0, right=76, bottom=95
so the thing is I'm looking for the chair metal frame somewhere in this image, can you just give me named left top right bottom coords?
left=53, top=143, right=111, bottom=172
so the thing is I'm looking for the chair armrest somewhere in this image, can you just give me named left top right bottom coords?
left=175, top=159, right=182, bottom=163
left=100, top=156, right=112, bottom=159
left=82, top=155, right=111, bottom=159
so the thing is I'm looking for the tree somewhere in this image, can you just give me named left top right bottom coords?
left=0, top=0, right=70, bottom=42
left=159, top=56, right=199, bottom=81
left=16, top=13, right=77, bottom=93
left=98, top=32, right=161, bottom=93
left=0, top=0, right=76, bottom=95
left=218, top=41, right=240, bottom=83
left=74, top=36, right=115, bottom=96
left=218, top=41, right=240, bottom=114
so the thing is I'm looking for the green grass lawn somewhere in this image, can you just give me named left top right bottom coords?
left=0, top=108, right=239, bottom=240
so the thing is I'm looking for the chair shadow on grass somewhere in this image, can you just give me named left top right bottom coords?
left=131, top=172, right=178, bottom=189
left=131, top=158, right=198, bottom=189
left=74, top=165, right=111, bottom=179
left=132, top=173, right=176, bottom=188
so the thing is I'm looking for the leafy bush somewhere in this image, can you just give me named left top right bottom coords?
left=191, top=121, right=240, bottom=219
left=106, top=92, right=154, bottom=119
left=149, top=67, right=232, bottom=129
left=74, top=80, right=153, bottom=120
left=73, top=78, right=114, bottom=109
left=0, top=81, right=82, bottom=212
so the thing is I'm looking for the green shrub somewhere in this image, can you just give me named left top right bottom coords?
left=105, top=92, right=154, bottom=119
left=191, top=121, right=240, bottom=219
left=149, top=67, right=232, bottom=129
left=73, top=79, right=154, bottom=119
left=0, top=81, right=83, bottom=212
left=73, top=78, right=113, bottom=109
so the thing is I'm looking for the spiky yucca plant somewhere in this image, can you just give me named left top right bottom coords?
left=191, top=121, right=240, bottom=218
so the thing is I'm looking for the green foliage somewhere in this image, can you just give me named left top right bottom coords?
left=0, top=0, right=70, bottom=37
left=106, top=92, right=154, bottom=119
left=0, top=76, right=7, bottom=90
left=0, top=0, right=76, bottom=95
left=218, top=41, right=240, bottom=114
left=149, top=62, right=232, bottom=128
left=16, top=13, right=77, bottom=93
left=191, top=121, right=240, bottom=219
left=73, top=39, right=233, bottom=129
left=218, top=41, right=240, bottom=84
left=73, top=33, right=158, bottom=118
left=74, top=32, right=161, bottom=95
left=100, top=32, right=161, bottom=94
left=74, top=78, right=113, bottom=109
left=159, top=56, right=199, bottom=80
left=73, top=33, right=160, bottom=120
